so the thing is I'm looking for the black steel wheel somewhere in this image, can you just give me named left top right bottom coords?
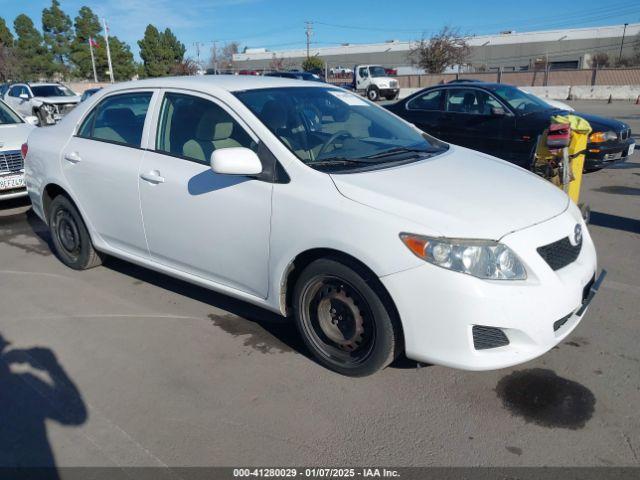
left=48, top=195, right=103, bottom=270
left=293, top=258, right=401, bottom=376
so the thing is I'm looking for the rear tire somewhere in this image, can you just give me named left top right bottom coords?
left=48, top=195, right=103, bottom=270
left=293, top=258, right=401, bottom=376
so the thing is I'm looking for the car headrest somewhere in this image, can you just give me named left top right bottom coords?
left=195, top=108, right=234, bottom=141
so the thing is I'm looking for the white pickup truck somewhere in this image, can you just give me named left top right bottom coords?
left=352, top=65, right=399, bottom=101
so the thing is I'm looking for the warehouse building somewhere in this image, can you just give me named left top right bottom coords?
left=232, top=23, right=640, bottom=73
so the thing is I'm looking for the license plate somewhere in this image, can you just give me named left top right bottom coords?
left=628, top=143, right=635, bottom=157
left=0, top=174, right=25, bottom=191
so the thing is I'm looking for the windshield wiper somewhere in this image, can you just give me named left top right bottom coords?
left=309, top=157, right=374, bottom=168
left=363, top=147, right=433, bottom=159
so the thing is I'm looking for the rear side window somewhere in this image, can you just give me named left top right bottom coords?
left=407, top=90, right=444, bottom=111
left=77, top=92, right=152, bottom=147
left=156, top=92, right=256, bottom=164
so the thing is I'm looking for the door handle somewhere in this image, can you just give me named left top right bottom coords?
left=140, top=171, right=165, bottom=184
left=64, top=151, right=82, bottom=163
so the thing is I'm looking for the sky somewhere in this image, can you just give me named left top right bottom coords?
left=1, top=0, right=639, bottom=62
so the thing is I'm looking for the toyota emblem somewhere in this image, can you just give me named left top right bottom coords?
left=574, top=224, right=583, bottom=245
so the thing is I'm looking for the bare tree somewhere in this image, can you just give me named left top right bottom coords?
left=209, top=41, right=239, bottom=72
left=269, top=54, right=294, bottom=72
left=171, top=57, right=199, bottom=76
left=409, top=26, right=470, bottom=74
left=588, top=52, right=610, bottom=69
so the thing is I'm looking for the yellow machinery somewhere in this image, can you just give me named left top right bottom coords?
left=533, top=114, right=592, bottom=216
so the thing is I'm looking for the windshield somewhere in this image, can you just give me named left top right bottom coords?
left=491, top=85, right=551, bottom=114
left=369, top=66, right=387, bottom=78
left=30, top=85, right=75, bottom=97
left=0, top=100, right=22, bottom=125
left=235, top=87, right=446, bottom=171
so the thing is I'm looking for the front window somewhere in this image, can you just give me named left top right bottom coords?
left=0, top=101, right=22, bottom=125
left=30, top=84, right=75, bottom=98
left=368, top=66, right=387, bottom=78
left=491, top=86, right=550, bottom=115
left=235, top=87, right=447, bottom=172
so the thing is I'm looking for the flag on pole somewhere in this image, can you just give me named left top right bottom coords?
left=88, top=37, right=99, bottom=83
left=89, top=37, right=99, bottom=48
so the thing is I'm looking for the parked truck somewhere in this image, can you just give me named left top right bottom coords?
left=352, top=65, right=400, bottom=101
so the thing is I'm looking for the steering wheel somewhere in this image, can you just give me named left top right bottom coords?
left=317, top=130, right=353, bottom=159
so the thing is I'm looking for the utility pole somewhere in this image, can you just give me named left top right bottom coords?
left=193, top=41, right=205, bottom=70
left=305, top=21, right=313, bottom=59
left=103, top=18, right=114, bottom=83
left=619, top=23, right=629, bottom=63
left=212, top=40, right=218, bottom=74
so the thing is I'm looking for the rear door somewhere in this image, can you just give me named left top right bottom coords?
left=61, top=90, right=156, bottom=257
left=400, top=88, right=445, bottom=138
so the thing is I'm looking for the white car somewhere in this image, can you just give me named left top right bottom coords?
left=24, top=76, right=598, bottom=376
left=0, top=99, right=35, bottom=200
left=3, top=83, right=81, bottom=125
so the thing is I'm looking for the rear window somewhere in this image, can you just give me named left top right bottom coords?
left=77, top=92, right=152, bottom=147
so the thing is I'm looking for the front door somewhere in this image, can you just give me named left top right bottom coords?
left=440, top=88, right=513, bottom=159
left=6, top=85, right=31, bottom=116
left=61, top=90, right=155, bottom=257
left=138, top=91, right=272, bottom=298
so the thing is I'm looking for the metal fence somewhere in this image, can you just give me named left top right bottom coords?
left=394, top=68, right=640, bottom=89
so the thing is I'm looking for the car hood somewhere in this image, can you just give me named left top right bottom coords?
left=35, top=96, right=81, bottom=105
left=330, top=146, right=569, bottom=239
left=0, top=123, right=35, bottom=151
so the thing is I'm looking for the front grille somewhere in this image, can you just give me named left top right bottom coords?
left=472, top=325, right=509, bottom=350
left=53, top=103, right=76, bottom=115
left=390, top=80, right=398, bottom=88
left=537, top=236, right=582, bottom=271
left=0, top=150, right=23, bottom=174
left=619, top=128, right=630, bottom=141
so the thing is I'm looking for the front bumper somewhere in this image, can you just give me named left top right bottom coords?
left=585, top=138, right=635, bottom=170
left=379, top=88, right=399, bottom=97
left=381, top=207, right=598, bottom=370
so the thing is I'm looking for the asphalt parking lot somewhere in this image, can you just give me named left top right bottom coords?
left=1, top=100, right=639, bottom=469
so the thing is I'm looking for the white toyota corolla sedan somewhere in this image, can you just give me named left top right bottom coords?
left=24, top=76, right=598, bottom=376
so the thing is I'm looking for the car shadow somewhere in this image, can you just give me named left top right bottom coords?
left=0, top=333, right=87, bottom=478
left=187, top=169, right=249, bottom=195
left=590, top=211, right=640, bottom=234
left=593, top=185, right=640, bottom=196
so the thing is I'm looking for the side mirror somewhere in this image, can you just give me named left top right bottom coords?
left=24, top=116, right=39, bottom=126
left=491, top=107, right=507, bottom=116
left=19, top=93, right=29, bottom=101
left=210, top=147, right=262, bottom=176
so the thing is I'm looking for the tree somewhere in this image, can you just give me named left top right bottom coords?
left=171, top=58, right=199, bottom=76
left=588, top=52, right=610, bottom=69
left=69, top=6, right=101, bottom=79
left=409, top=26, right=470, bottom=74
left=269, top=54, right=294, bottom=71
left=14, top=14, right=55, bottom=80
left=42, top=0, right=73, bottom=73
left=302, top=55, right=324, bottom=72
left=0, top=17, right=14, bottom=46
left=138, top=25, right=185, bottom=77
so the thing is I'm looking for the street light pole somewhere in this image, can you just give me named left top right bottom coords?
left=618, top=23, right=628, bottom=63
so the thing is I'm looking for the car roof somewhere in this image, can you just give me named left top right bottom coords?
left=28, top=82, right=63, bottom=87
left=101, top=75, right=329, bottom=94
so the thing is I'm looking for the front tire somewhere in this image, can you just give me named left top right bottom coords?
left=367, top=86, right=380, bottom=102
left=48, top=195, right=103, bottom=270
left=293, top=258, right=401, bottom=376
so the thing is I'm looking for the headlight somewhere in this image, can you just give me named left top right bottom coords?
left=400, top=233, right=527, bottom=280
left=378, top=83, right=388, bottom=88
left=589, top=131, right=617, bottom=143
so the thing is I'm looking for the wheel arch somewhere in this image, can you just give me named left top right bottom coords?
left=281, top=248, right=403, bottom=338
